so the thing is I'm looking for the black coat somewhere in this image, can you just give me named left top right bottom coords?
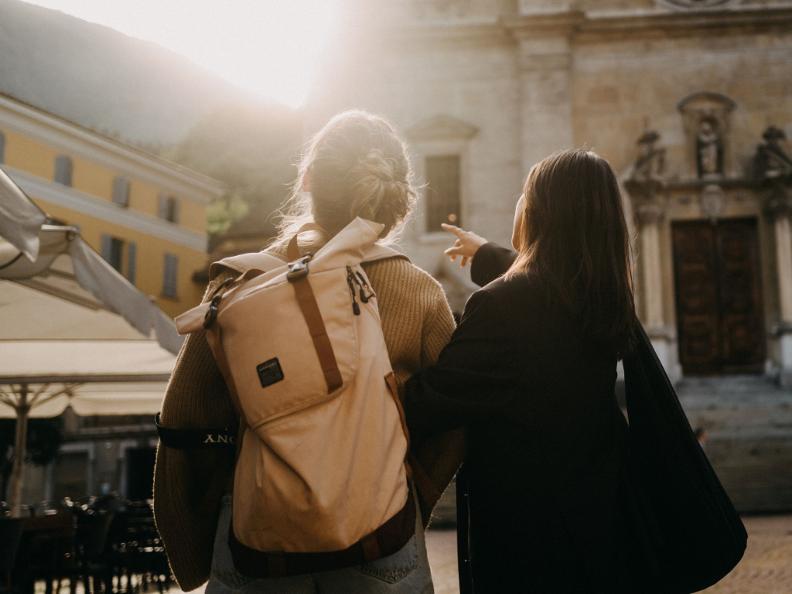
left=405, top=244, right=638, bottom=593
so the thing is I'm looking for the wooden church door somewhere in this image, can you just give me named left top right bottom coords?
left=672, top=218, right=766, bottom=375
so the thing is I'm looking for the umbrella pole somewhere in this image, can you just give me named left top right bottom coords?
left=8, top=384, right=29, bottom=517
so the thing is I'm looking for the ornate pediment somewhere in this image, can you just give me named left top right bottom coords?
left=406, top=115, right=479, bottom=142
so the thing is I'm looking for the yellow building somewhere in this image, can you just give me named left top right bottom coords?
left=0, top=92, right=224, bottom=316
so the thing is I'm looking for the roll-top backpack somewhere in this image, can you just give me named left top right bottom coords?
left=173, top=218, right=415, bottom=577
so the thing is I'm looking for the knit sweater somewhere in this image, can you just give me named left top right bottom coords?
left=152, top=254, right=461, bottom=591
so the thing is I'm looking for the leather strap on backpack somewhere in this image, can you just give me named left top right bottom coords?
left=286, top=257, right=343, bottom=394
left=228, top=489, right=416, bottom=578
left=287, top=223, right=326, bottom=261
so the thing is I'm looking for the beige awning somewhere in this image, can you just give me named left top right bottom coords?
left=0, top=382, right=169, bottom=418
left=0, top=164, right=186, bottom=510
left=0, top=339, right=174, bottom=418
left=0, top=339, right=174, bottom=383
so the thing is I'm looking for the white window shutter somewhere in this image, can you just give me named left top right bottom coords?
left=127, top=241, right=137, bottom=285
left=163, top=253, right=178, bottom=297
left=113, top=177, right=130, bottom=207
left=158, top=193, right=168, bottom=219
left=54, top=155, right=73, bottom=186
left=100, top=234, right=112, bottom=263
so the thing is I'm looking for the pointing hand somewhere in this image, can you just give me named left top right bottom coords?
left=441, top=223, right=488, bottom=268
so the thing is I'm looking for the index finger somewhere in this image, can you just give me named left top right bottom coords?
left=441, top=223, right=466, bottom=239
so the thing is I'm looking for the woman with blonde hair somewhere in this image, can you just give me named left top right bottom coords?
left=154, top=110, right=461, bottom=593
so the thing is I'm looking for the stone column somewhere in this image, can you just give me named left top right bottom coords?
left=637, top=204, right=664, bottom=330
left=635, top=201, right=681, bottom=382
left=775, top=214, right=792, bottom=322
left=770, top=201, right=792, bottom=386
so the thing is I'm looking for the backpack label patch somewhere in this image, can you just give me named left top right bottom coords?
left=256, top=358, right=284, bottom=388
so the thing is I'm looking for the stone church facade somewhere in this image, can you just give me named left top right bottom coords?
left=304, top=0, right=792, bottom=509
left=307, top=0, right=792, bottom=389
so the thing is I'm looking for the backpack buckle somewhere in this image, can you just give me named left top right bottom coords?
left=203, top=294, right=222, bottom=329
left=202, top=277, right=235, bottom=329
left=287, top=255, right=311, bottom=282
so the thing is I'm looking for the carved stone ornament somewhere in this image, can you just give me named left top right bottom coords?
left=633, top=130, right=666, bottom=181
left=700, top=184, right=726, bottom=220
left=764, top=189, right=792, bottom=221
left=754, top=125, right=792, bottom=182
left=625, top=129, right=666, bottom=202
left=635, top=201, right=665, bottom=227
left=755, top=126, right=792, bottom=220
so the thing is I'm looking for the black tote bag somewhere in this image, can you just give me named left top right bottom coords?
left=622, top=324, right=747, bottom=593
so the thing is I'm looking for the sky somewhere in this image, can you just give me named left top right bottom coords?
left=23, top=0, right=340, bottom=108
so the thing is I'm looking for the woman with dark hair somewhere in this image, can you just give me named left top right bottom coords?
left=405, top=149, right=640, bottom=593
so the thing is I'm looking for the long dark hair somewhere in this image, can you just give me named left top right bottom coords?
left=506, top=149, right=636, bottom=355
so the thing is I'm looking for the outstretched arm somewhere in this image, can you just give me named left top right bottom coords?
left=405, top=290, right=521, bottom=442
left=470, top=243, right=517, bottom=287
left=441, top=223, right=517, bottom=287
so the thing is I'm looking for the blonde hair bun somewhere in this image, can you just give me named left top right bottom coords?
left=278, top=111, right=417, bottom=242
left=358, top=149, right=398, bottom=182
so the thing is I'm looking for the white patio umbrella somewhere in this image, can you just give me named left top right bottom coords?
left=0, top=165, right=186, bottom=513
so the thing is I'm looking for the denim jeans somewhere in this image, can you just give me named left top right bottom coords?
left=206, top=493, right=434, bottom=594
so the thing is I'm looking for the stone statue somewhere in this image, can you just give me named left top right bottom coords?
left=696, top=118, right=724, bottom=178
left=754, top=125, right=792, bottom=181
left=626, top=129, right=666, bottom=205
left=632, top=130, right=666, bottom=183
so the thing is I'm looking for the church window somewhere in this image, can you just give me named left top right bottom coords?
left=425, top=155, right=461, bottom=232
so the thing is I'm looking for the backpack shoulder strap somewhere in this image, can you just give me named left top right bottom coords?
left=209, top=250, right=286, bottom=280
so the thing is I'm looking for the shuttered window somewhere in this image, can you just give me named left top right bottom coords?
left=162, top=253, right=178, bottom=298
left=100, top=234, right=125, bottom=273
left=112, top=176, right=130, bottom=207
left=54, top=155, right=73, bottom=186
left=126, top=241, right=137, bottom=285
left=158, top=194, right=180, bottom=223
left=425, top=155, right=461, bottom=232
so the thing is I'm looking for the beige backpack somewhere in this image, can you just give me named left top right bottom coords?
left=174, top=218, right=415, bottom=577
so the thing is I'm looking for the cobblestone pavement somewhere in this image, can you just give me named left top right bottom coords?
left=425, top=514, right=792, bottom=594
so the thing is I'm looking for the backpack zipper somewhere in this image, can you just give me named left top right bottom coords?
left=354, top=271, right=375, bottom=303
left=346, top=267, right=361, bottom=316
